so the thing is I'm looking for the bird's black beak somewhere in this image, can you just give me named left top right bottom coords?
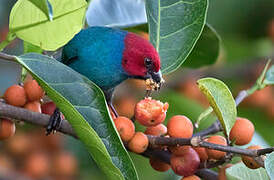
left=144, top=70, right=165, bottom=91
left=147, top=70, right=162, bottom=84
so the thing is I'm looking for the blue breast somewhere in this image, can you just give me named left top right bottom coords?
left=62, top=26, right=129, bottom=90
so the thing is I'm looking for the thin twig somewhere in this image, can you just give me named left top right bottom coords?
left=195, top=169, right=218, bottom=180
left=147, top=135, right=273, bottom=157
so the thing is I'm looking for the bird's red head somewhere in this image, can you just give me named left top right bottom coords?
left=122, top=32, right=161, bottom=80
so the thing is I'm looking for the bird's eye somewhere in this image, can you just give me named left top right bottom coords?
left=144, top=58, right=152, bottom=66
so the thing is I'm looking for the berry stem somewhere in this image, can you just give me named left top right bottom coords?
left=195, top=169, right=218, bottom=180
left=193, top=121, right=222, bottom=137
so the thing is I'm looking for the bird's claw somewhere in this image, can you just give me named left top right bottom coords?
left=46, top=108, right=63, bottom=135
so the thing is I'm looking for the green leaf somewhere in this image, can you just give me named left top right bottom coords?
left=226, top=162, right=269, bottom=180
left=183, top=24, right=220, bottom=68
left=196, top=106, right=213, bottom=127
left=24, top=41, right=43, bottom=54
left=265, top=152, right=274, bottom=179
left=15, top=53, right=138, bottom=180
left=197, top=78, right=237, bottom=136
left=263, top=65, right=274, bottom=85
left=9, top=0, right=87, bottom=51
left=145, top=0, right=208, bottom=74
left=26, top=0, right=53, bottom=21
left=156, top=90, right=216, bottom=131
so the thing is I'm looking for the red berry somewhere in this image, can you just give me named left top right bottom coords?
left=170, top=146, right=200, bottom=177
left=41, top=102, right=56, bottom=115
left=182, top=175, right=201, bottom=180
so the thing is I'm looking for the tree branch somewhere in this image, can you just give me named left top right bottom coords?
left=1, top=101, right=273, bottom=157
left=0, top=52, right=16, bottom=62
left=0, top=101, right=77, bottom=138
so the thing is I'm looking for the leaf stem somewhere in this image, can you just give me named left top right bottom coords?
left=246, top=59, right=272, bottom=95
left=0, top=33, right=16, bottom=51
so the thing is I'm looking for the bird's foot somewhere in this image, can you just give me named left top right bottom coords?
left=109, top=103, right=119, bottom=118
left=46, top=108, right=63, bottom=135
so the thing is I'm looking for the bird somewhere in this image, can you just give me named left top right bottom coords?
left=47, top=26, right=163, bottom=134
left=62, top=26, right=163, bottom=114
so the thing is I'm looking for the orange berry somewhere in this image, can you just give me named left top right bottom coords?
left=167, top=115, right=193, bottom=138
left=266, top=100, right=274, bottom=119
left=24, top=152, right=50, bottom=179
left=4, top=85, right=27, bottom=106
left=128, top=132, right=149, bottom=153
left=24, top=101, right=41, bottom=113
left=114, top=116, right=135, bottom=142
left=6, top=133, right=31, bottom=156
left=193, top=147, right=208, bottom=162
left=206, top=135, right=227, bottom=160
left=135, top=97, right=168, bottom=127
left=53, top=151, right=78, bottom=176
left=116, top=97, right=136, bottom=118
left=178, top=78, right=209, bottom=107
left=182, top=175, right=201, bottom=180
left=149, top=157, right=170, bottom=172
left=0, top=153, right=14, bottom=171
left=245, top=86, right=272, bottom=107
left=144, top=124, right=167, bottom=136
left=267, top=19, right=274, bottom=42
left=0, top=119, right=16, bottom=140
left=218, top=164, right=233, bottom=180
left=242, top=145, right=262, bottom=169
left=24, top=80, right=44, bottom=101
left=229, top=117, right=254, bottom=145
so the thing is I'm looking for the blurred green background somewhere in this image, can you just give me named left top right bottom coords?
left=0, top=0, right=273, bottom=179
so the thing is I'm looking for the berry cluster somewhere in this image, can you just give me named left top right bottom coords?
left=1, top=79, right=45, bottom=140
left=0, top=77, right=266, bottom=179
left=113, top=97, right=258, bottom=178
left=1, top=130, right=78, bottom=179
left=1, top=79, right=67, bottom=140
left=1, top=79, right=78, bottom=179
